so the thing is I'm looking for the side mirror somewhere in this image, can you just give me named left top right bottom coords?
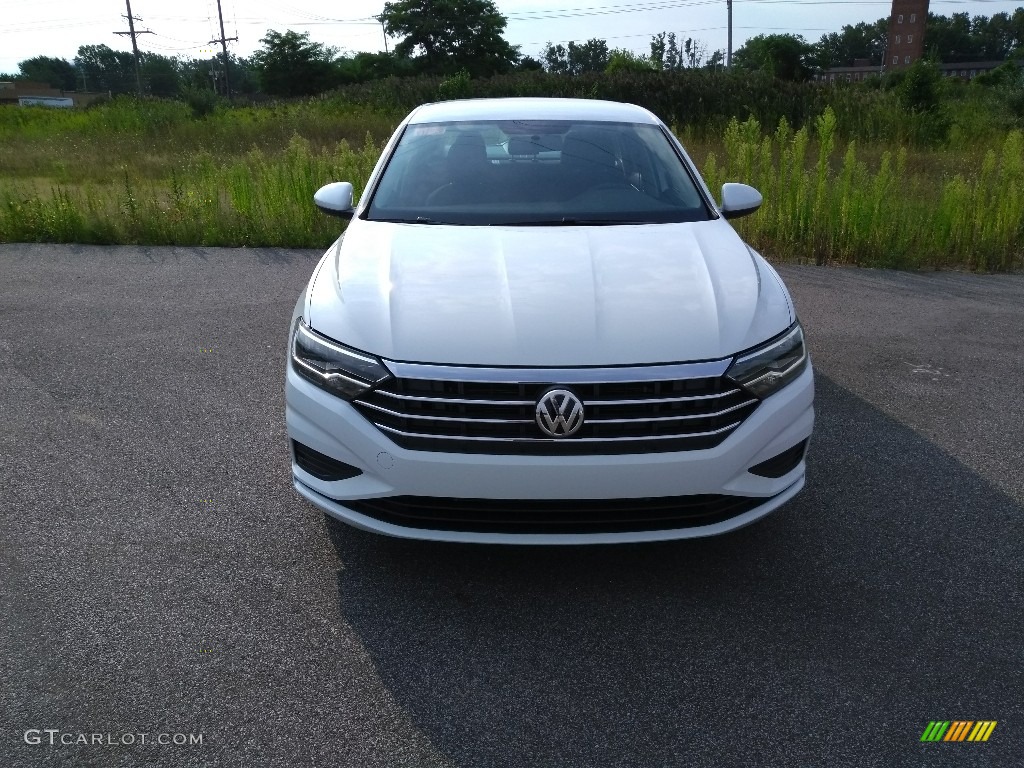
left=314, top=182, right=355, bottom=219
left=720, top=183, right=762, bottom=220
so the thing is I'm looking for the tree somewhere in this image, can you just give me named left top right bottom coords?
left=74, top=45, right=135, bottom=94
left=543, top=39, right=609, bottom=74
left=733, top=34, right=813, bottom=81
left=18, top=56, right=77, bottom=90
left=919, top=10, right=1024, bottom=63
left=516, top=56, right=544, bottom=71
left=650, top=33, right=667, bottom=70
left=666, top=33, right=681, bottom=70
left=650, top=32, right=681, bottom=70
left=899, top=58, right=943, bottom=112
left=180, top=54, right=257, bottom=96
left=139, top=53, right=180, bottom=98
left=336, top=51, right=416, bottom=82
left=250, top=30, right=338, bottom=97
left=813, top=19, right=887, bottom=69
left=705, top=50, right=726, bottom=72
left=974, top=12, right=1017, bottom=60
left=682, top=37, right=708, bottom=69
left=606, top=49, right=655, bottom=73
left=381, top=0, right=518, bottom=76
left=925, top=12, right=980, bottom=63
left=651, top=32, right=711, bottom=70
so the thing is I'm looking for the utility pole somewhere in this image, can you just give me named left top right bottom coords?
left=379, top=16, right=389, bottom=54
left=727, top=0, right=733, bottom=68
left=209, top=0, right=238, bottom=98
left=114, top=0, right=153, bottom=96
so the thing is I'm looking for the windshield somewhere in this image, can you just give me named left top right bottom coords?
left=366, top=119, right=712, bottom=225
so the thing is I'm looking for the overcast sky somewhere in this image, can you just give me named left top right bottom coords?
left=3, top=0, right=1021, bottom=74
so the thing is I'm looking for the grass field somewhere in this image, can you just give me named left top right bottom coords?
left=1, top=95, right=1021, bottom=270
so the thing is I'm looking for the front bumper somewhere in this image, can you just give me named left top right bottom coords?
left=285, top=363, right=815, bottom=544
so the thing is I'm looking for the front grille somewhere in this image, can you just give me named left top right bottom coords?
left=353, top=372, right=759, bottom=455
left=344, top=494, right=768, bottom=534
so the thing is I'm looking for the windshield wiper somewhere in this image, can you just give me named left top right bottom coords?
left=371, top=216, right=447, bottom=224
left=492, top=218, right=650, bottom=226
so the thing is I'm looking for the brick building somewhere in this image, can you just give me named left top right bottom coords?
left=819, top=0, right=1005, bottom=83
left=886, top=0, right=929, bottom=69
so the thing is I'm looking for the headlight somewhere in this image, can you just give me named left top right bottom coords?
left=726, top=323, right=808, bottom=398
left=291, top=318, right=391, bottom=400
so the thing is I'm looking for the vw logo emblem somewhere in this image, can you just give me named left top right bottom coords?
left=535, top=389, right=585, bottom=438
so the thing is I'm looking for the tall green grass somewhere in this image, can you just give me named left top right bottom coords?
left=0, top=97, right=1021, bottom=269
left=0, top=98, right=399, bottom=184
left=0, top=134, right=381, bottom=247
left=699, top=109, right=1023, bottom=270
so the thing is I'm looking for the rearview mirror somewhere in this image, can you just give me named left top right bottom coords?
left=720, top=183, right=762, bottom=220
left=314, top=182, right=355, bottom=219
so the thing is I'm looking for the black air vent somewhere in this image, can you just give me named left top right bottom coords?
left=292, top=441, right=362, bottom=481
left=748, top=440, right=808, bottom=478
left=343, top=493, right=771, bottom=534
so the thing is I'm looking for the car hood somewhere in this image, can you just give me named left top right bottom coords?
left=307, top=219, right=793, bottom=366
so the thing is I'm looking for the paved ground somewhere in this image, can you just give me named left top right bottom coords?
left=1, top=243, right=1021, bottom=767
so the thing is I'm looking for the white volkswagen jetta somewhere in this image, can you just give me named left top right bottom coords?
left=286, top=98, right=814, bottom=544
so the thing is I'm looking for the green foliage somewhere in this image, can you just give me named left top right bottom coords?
left=251, top=30, right=339, bottom=97
left=17, top=56, right=78, bottom=90
left=516, top=56, right=545, bottom=72
left=140, top=53, right=181, bottom=98
left=381, top=0, right=518, bottom=76
left=75, top=44, right=136, bottom=93
left=733, top=34, right=813, bottom=81
left=0, top=97, right=1021, bottom=271
left=813, top=20, right=888, bottom=69
left=899, top=59, right=944, bottom=112
left=178, top=53, right=258, bottom=96
left=543, top=39, right=610, bottom=75
left=973, top=58, right=1021, bottom=87
left=650, top=33, right=712, bottom=70
left=337, top=51, right=417, bottom=83
left=606, top=50, right=655, bottom=74
left=925, top=10, right=1024, bottom=63
left=0, top=104, right=386, bottom=247
left=181, top=86, right=220, bottom=119
left=325, top=68, right=1003, bottom=146
left=889, top=59, right=952, bottom=144
left=699, top=113, right=1023, bottom=270
left=437, top=69, right=472, bottom=100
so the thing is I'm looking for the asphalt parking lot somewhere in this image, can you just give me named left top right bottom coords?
left=1, top=243, right=1022, bottom=767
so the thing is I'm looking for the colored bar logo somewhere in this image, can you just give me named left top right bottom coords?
left=921, top=721, right=997, bottom=742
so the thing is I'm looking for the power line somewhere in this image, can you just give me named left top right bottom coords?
left=520, top=24, right=835, bottom=46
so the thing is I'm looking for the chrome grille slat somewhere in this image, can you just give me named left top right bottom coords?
left=373, top=388, right=740, bottom=406
left=354, top=367, right=759, bottom=455
left=358, top=400, right=534, bottom=424
left=588, top=400, right=755, bottom=423
left=589, top=391, right=741, bottom=405
left=374, top=390, right=534, bottom=406
left=373, top=421, right=743, bottom=442
left=360, top=396, right=752, bottom=424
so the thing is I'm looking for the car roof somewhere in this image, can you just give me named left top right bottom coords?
left=407, top=98, right=662, bottom=125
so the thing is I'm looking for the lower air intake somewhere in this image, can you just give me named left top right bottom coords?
left=342, top=493, right=773, bottom=534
